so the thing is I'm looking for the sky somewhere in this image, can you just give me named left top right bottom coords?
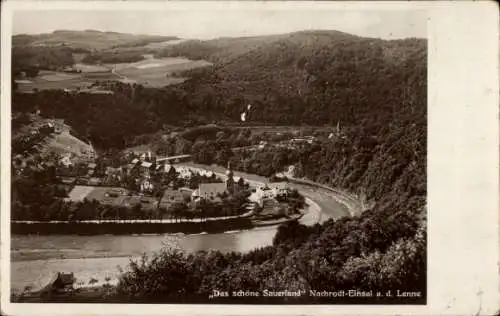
left=12, top=8, right=427, bottom=40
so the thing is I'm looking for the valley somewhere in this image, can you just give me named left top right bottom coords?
left=10, top=27, right=426, bottom=304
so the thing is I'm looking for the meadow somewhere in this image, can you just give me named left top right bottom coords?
left=16, top=70, right=118, bottom=93
left=111, top=57, right=212, bottom=87
left=16, top=56, right=212, bottom=91
left=65, top=186, right=159, bottom=210
left=66, top=186, right=129, bottom=206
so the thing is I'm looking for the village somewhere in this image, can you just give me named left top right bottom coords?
left=12, top=131, right=302, bottom=223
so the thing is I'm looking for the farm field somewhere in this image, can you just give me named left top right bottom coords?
left=111, top=57, right=212, bottom=87
left=79, top=186, right=129, bottom=206
left=65, top=186, right=96, bottom=202
left=16, top=70, right=119, bottom=93
left=15, top=56, right=212, bottom=91
left=74, top=63, right=110, bottom=73
left=65, top=186, right=158, bottom=210
left=38, top=70, right=81, bottom=82
left=142, top=39, right=189, bottom=49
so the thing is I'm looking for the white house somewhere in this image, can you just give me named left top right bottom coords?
left=177, top=166, right=192, bottom=179
left=249, top=186, right=274, bottom=207
left=140, top=179, right=154, bottom=193
left=249, top=182, right=289, bottom=206
left=60, top=155, right=72, bottom=167
left=268, top=182, right=289, bottom=196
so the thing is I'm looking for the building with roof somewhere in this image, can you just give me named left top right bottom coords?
left=268, top=182, right=289, bottom=196
left=140, top=179, right=154, bottom=193
left=139, top=161, right=154, bottom=178
left=249, top=182, right=289, bottom=206
left=60, top=155, right=72, bottom=167
left=177, top=166, right=192, bottom=179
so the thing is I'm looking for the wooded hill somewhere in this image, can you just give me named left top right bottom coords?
left=13, top=31, right=426, bottom=146
left=156, top=30, right=426, bottom=126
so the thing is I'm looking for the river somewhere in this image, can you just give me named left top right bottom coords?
left=11, top=164, right=353, bottom=292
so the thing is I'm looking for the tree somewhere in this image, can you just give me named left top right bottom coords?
left=237, top=177, right=245, bottom=189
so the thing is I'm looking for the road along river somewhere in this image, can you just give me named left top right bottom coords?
left=11, top=163, right=359, bottom=292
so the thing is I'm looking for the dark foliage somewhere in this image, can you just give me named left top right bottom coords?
left=12, top=46, right=74, bottom=73
left=81, top=51, right=145, bottom=64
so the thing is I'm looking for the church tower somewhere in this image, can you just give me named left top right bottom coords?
left=226, top=161, right=235, bottom=193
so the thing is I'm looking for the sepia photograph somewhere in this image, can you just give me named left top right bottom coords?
left=1, top=1, right=498, bottom=315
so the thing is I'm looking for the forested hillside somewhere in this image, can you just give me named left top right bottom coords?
left=12, top=46, right=75, bottom=73
left=12, top=30, right=427, bottom=302
left=13, top=31, right=426, bottom=145
left=116, top=31, right=427, bottom=302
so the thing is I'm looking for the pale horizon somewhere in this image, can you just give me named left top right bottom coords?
left=12, top=10, right=427, bottom=40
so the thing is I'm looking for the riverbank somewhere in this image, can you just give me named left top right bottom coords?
left=11, top=217, right=254, bottom=235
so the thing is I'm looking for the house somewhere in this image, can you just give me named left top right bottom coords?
left=177, top=166, right=192, bottom=179
left=249, top=183, right=289, bottom=207
left=192, top=183, right=227, bottom=201
left=140, top=179, right=154, bottom=193
left=140, top=161, right=153, bottom=177
left=258, top=186, right=275, bottom=199
left=268, top=182, right=289, bottom=196
left=60, top=155, right=72, bottom=167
